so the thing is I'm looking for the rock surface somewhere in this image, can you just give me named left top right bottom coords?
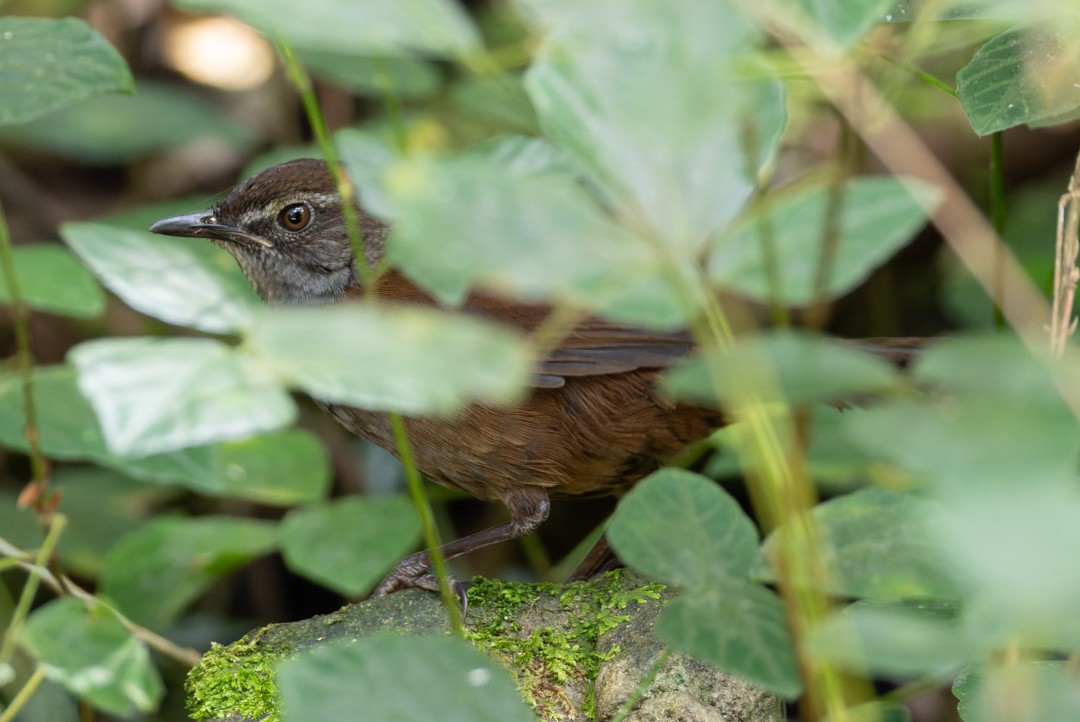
left=186, top=571, right=780, bottom=722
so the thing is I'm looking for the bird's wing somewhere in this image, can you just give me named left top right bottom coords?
left=373, top=273, right=692, bottom=388
left=531, top=322, right=692, bottom=387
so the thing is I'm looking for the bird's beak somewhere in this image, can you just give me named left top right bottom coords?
left=149, top=212, right=273, bottom=248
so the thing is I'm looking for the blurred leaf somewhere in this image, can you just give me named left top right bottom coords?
left=173, top=0, right=480, bottom=58
left=52, top=467, right=182, bottom=577
left=0, top=244, right=105, bottom=318
left=383, top=139, right=686, bottom=326
left=810, top=600, right=968, bottom=681
left=523, top=0, right=785, bottom=253
left=607, top=469, right=759, bottom=590
left=297, top=50, right=441, bottom=99
left=248, top=303, right=530, bottom=415
left=885, top=0, right=1037, bottom=21
left=848, top=337, right=1080, bottom=489
left=281, top=496, right=421, bottom=595
left=0, top=365, right=323, bottom=503
left=167, top=429, right=331, bottom=505
left=664, top=330, right=900, bottom=406
left=753, top=488, right=965, bottom=600
left=22, top=598, right=163, bottom=715
left=941, top=485, right=1080, bottom=650
left=336, top=128, right=400, bottom=219
left=451, top=75, right=540, bottom=134
left=0, top=81, right=253, bottom=162
left=69, top=337, right=296, bottom=456
left=710, top=176, right=941, bottom=306
left=954, top=662, right=1080, bottom=722
left=278, top=635, right=534, bottom=722
left=0, top=365, right=111, bottom=461
left=99, top=516, right=278, bottom=629
left=940, top=177, right=1059, bottom=328
left=796, top=0, right=896, bottom=46
left=657, top=582, right=801, bottom=698
left=957, top=19, right=1080, bottom=135
left=0, top=17, right=133, bottom=126
left=62, top=221, right=258, bottom=333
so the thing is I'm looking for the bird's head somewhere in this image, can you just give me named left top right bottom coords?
left=149, top=158, right=387, bottom=305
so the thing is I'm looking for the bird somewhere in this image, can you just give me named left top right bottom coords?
left=148, top=158, right=911, bottom=600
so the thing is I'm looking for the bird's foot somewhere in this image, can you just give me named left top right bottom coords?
left=373, top=551, right=469, bottom=616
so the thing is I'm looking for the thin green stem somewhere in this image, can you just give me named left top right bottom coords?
left=0, top=665, right=45, bottom=722
left=0, top=197, right=47, bottom=497
left=881, top=56, right=957, bottom=97
left=388, top=413, right=465, bottom=636
left=609, top=647, right=671, bottom=722
left=276, top=40, right=374, bottom=296
left=990, top=132, right=1007, bottom=329
left=0, top=514, right=66, bottom=666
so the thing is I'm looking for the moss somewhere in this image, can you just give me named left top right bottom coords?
left=464, top=570, right=665, bottom=721
left=184, top=573, right=664, bottom=722
left=185, top=630, right=288, bottom=722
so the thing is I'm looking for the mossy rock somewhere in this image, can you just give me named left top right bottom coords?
left=186, top=570, right=779, bottom=722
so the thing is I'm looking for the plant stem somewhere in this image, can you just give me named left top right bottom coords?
left=276, top=40, right=374, bottom=296
left=0, top=514, right=65, bottom=666
left=0, top=665, right=45, bottom=722
left=0, top=197, right=48, bottom=504
left=389, top=413, right=465, bottom=636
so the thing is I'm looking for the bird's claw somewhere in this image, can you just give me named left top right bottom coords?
left=373, top=552, right=469, bottom=617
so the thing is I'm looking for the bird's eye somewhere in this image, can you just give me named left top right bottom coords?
left=278, top=202, right=312, bottom=232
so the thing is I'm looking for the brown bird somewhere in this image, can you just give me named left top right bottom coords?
left=148, top=159, right=906, bottom=599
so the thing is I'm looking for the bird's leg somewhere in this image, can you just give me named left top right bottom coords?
left=372, top=487, right=551, bottom=604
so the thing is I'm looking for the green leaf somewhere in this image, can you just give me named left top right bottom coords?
left=954, top=662, right=1080, bottom=722
left=248, top=303, right=530, bottom=415
left=0, top=244, right=105, bottom=318
left=810, top=600, right=968, bottom=681
left=281, top=496, right=421, bottom=595
left=69, top=337, right=296, bottom=456
left=796, top=0, right=895, bottom=47
left=710, top=176, right=942, bottom=306
left=0, top=17, right=133, bottom=126
left=383, top=140, right=686, bottom=326
left=51, top=467, right=183, bottom=577
left=848, top=337, right=1080, bottom=490
left=753, top=488, right=964, bottom=600
left=957, top=19, right=1080, bottom=136
left=451, top=75, right=541, bottom=134
left=523, top=0, right=784, bottom=252
left=0, top=365, right=111, bottom=461
left=22, top=598, right=163, bottom=715
left=663, top=330, right=900, bottom=406
left=172, top=0, right=480, bottom=58
left=0, top=366, right=324, bottom=503
left=61, top=221, right=259, bottom=334
left=297, top=50, right=441, bottom=99
left=607, top=469, right=759, bottom=590
left=171, top=429, right=331, bottom=505
left=278, top=635, right=534, bottom=722
left=656, top=582, right=801, bottom=698
left=0, top=81, right=253, bottom=162
left=99, top=516, right=278, bottom=629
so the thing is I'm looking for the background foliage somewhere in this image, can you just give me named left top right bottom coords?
left=2, top=0, right=1080, bottom=721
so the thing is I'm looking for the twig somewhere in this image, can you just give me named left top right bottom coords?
left=1050, top=150, right=1080, bottom=356
left=0, top=533, right=200, bottom=667
left=0, top=197, right=49, bottom=507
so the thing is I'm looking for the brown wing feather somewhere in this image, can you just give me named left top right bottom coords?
left=369, top=272, right=692, bottom=386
